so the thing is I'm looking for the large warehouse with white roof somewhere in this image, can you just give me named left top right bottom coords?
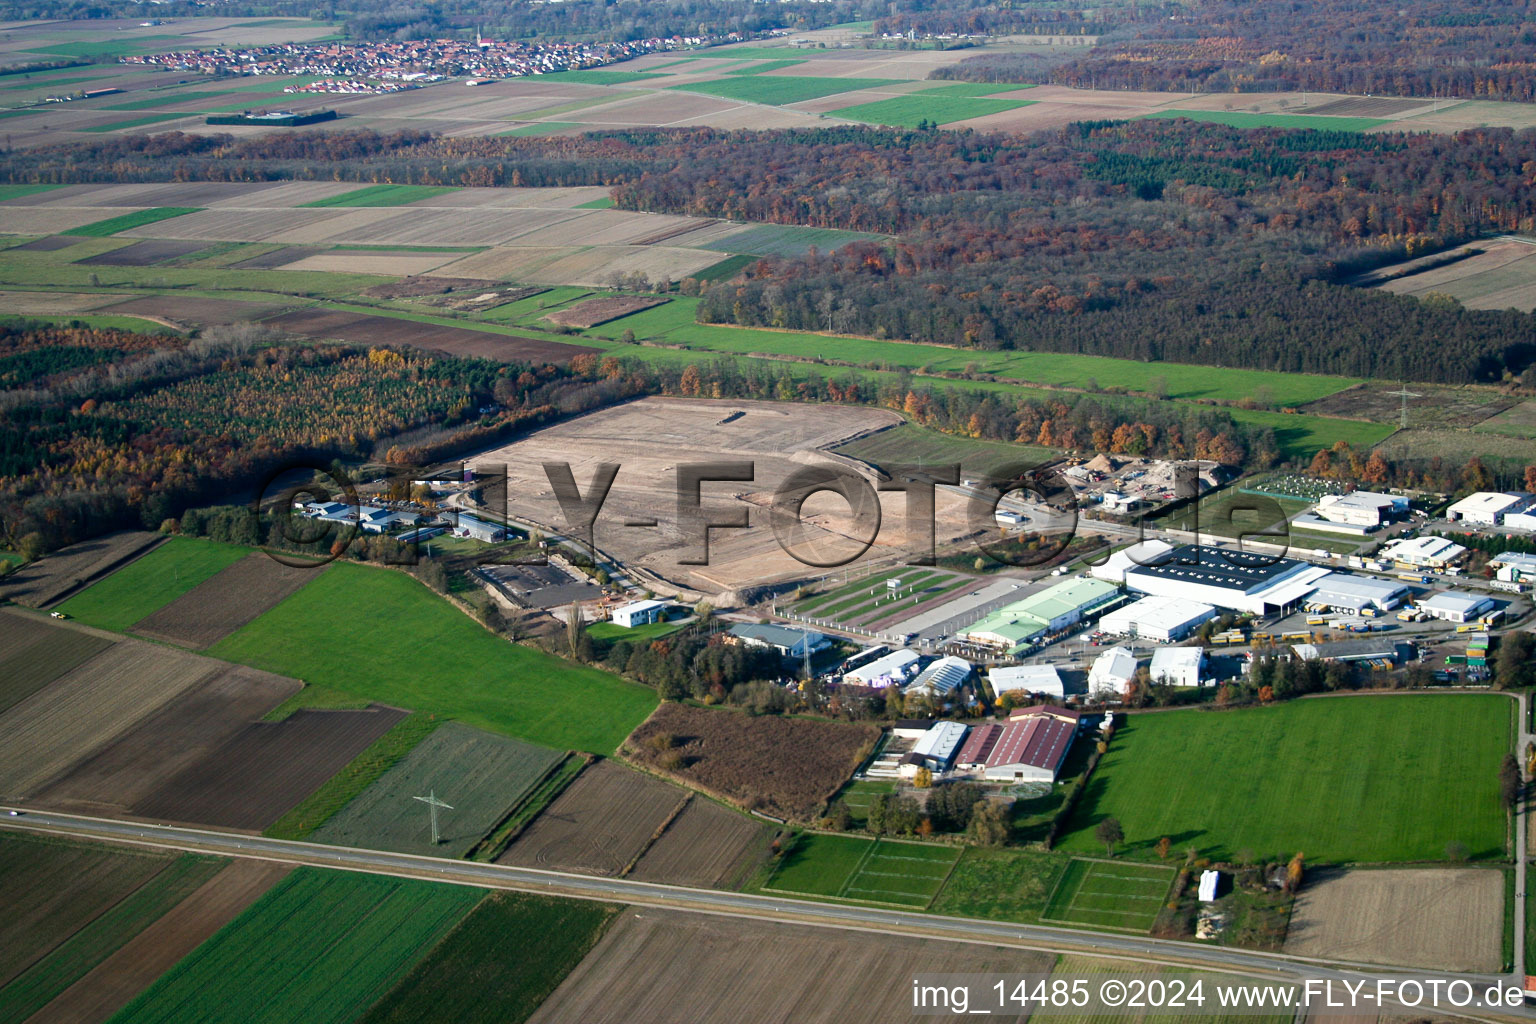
left=1305, top=573, right=1409, bottom=614
left=1122, top=545, right=1331, bottom=616
left=1097, top=594, right=1216, bottom=642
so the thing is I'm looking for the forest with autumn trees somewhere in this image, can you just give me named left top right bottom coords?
left=11, top=122, right=1536, bottom=384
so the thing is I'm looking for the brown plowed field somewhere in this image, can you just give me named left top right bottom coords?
left=629, top=796, right=770, bottom=888
left=0, top=610, right=115, bottom=715
left=1284, top=868, right=1502, bottom=972
left=226, top=245, right=321, bottom=269
left=31, top=859, right=293, bottom=1024
left=102, top=295, right=292, bottom=328
left=544, top=295, right=667, bottom=328
left=9, top=235, right=84, bottom=251
left=130, top=552, right=317, bottom=649
left=0, top=831, right=176, bottom=989
left=498, top=760, right=687, bottom=877
left=130, top=705, right=407, bottom=830
left=263, top=308, right=599, bottom=364
left=34, top=664, right=301, bottom=816
left=76, top=239, right=209, bottom=266
left=528, top=908, right=1044, bottom=1024
left=624, top=702, right=878, bottom=821
left=0, top=639, right=215, bottom=799
left=0, top=531, right=163, bottom=608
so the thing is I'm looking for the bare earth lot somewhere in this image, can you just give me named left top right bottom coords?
left=34, top=664, right=301, bottom=817
left=264, top=307, right=600, bottom=364
left=0, top=531, right=162, bottom=607
left=131, top=552, right=318, bottom=649
left=544, top=294, right=668, bottom=328
left=100, top=295, right=295, bottom=328
left=629, top=796, right=771, bottom=888
left=31, top=859, right=293, bottom=1024
left=624, top=702, right=877, bottom=821
left=499, top=760, right=687, bottom=877
left=529, top=908, right=1044, bottom=1024
left=466, top=397, right=917, bottom=592
left=130, top=705, right=407, bottom=830
left=0, top=611, right=115, bottom=715
left=1284, top=868, right=1502, bottom=972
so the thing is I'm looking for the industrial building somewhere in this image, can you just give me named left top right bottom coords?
left=1091, top=539, right=1175, bottom=585
left=1493, top=552, right=1536, bottom=582
left=299, top=500, right=417, bottom=533
left=1446, top=491, right=1531, bottom=526
left=1417, top=591, right=1495, bottom=623
left=447, top=512, right=507, bottom=542
left=727, top=623, right=831, bottom=660
left=902, top=721, right=969, bottom=776
left=963, top=577, right=1121, bottom=651
left=988, top=664, right=1064, bottom=699
left=1305, top=573, right=1408, bottom=615
left=1150, top=646, right=1205, bottom=687
left=610, top=599, right=668, bottom=628
left=954, top=706, right=1080, bottom=782
left=842, top=648, right=920, bottom=687
left=1097, top=595, right=1215, bottom=643
left=1313, top=491, right=1408, bottom=527
left=1088, top=646, right=1138, bottom=696
left=1122, top=545, right=1330, bottom=616
left=1379, top=536, right=1466, bottom=570
left=905, top=656, right=973, bottom=699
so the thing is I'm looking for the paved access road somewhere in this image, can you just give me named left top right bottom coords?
left=3, top=807, right=1530, bottom=1021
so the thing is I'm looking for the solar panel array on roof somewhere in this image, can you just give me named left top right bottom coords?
left=1126, top=544, right=1303, bottom=592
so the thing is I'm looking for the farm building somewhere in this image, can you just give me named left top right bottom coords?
left=1417, top=591, right=1495, bottom=623
left=1091, top=539, right=1175, bottom=584
left=1313, top=491, right=1407, bottom=527
left=1123, top=544, right=1330, bottom=616
left=299, top=500, right=416, bottom=533
left=1379, top=536, right=1466, bottom=570
left=988, top=664, right=1064, bottom=698
left=995, top=509, right=1027, bottom=527
left=904, top=656, right=973, bottom=698
left=965, top=706, right=1079, bottom=782
left=1150, top=646, right=1205, bottom=687
left=447, top=512, right=507, bottom=542
left=727, top=623, right=830, bottom=660
left=1446, top=491, right=1530, bottom=526
left=1088, top=646, right=1138, bottom=695
left=962, top=577, right=1121, bottom=651
left=842, top=648, right=920, bottom=687
left=1097, top=594, right=1215, bottom=642
left=397, top=525, right=444, bottom=546
left=902, top=721, right=969, bottom=776
left=611, top=599, right=668, bottom=628
left=1305, top=573, right=1408, bottom=614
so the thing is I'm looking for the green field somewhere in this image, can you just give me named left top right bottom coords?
left=929, top=846, right=1069, bottom=924
left=723, top=59, right=807, bottom=75
left=1151, top=489, right=1309, bottom=544
left=586, top=618, right=684, bottom=642
left=299, top=185, right=458, bottom=208
left=547, top=69, right=668, bottom=85
left=575, top=195, right=616, bottom=208
left=110, top=869, right=482, bottom=1024
left=207, top=562, right=658, bottom=753
left=78, top=113, right=193, bottom=133
left=54, top=536, right=249, bottom=631
left=833, top=422, right=1055, bottom=474
left=0, top=853, right=226, bottom=1024
left=357, top=892, right=618, bottom=1024
left=64, top=207, right=200, bottom=236
left=699, top=224, right=886, bottom=257
left=1141, top=109, right=1391, bottom=132
left=693, top=253, right=759, bottom=281
left=833, top=778, right=895, bottom=827
left=831, top=85, right=1037, bottom=128
left=0, top=184, right=62, bottom=202
left=671, top=75, right=901, bottom=106
left=101, top=90, right=239, bottom=111
left=764, top=833, right=959, bottom=907
left=1059, top=695, right=1513, bottom=863
left=1041, top=858, right=1174, bottom=931
left=264, top=713, right=442, bottom=841
left=309, top=722, right=565, bottom=857
left=22, top=35, right=185, bottom=58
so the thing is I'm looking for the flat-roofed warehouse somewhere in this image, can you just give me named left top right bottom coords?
left=1097, top=594, right=1216, bottom=642
left=1305, top=573, right=1409, bottom=614
left=903, top=720, right=969, bottom=776
left=1123, top=544, right=1330, bottom=616
left=1417, top=590, right=1495, bottom=623
left=962, top=577, right=1122, bottom=651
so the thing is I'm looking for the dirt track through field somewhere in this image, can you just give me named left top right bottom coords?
left=1284, top=867, right=1501, bottom=972
left=26, top=859, right=293, bottom=1024
left=130, top=553, right=318, bottom=649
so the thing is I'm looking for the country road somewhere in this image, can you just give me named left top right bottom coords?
left=4, top=807, right=1531, bottom=1022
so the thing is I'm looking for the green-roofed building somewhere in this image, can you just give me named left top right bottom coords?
left=962, top=577, right=1122, bottom=650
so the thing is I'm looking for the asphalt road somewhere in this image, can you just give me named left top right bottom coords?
left=3, top=807, right=1530, bottom=1021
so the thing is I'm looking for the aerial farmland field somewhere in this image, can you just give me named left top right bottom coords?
left=629, top=797, right=773, bottom=888
left=1040, top=858, right=1175, bottom=932
left=130, top=553, right=319, bottom=649
left=1057, top=695, right=1512, bottom=864
left=0, top=531, right=163, bottom=608
left=762, top=833, right=960, bottom=908
left=310, top=722, right=565, bottom=858
left=0, top=611, right=114, bottom=715
left=207, top=562, right=658, bottom=752
left=54, top=537, right=250, bottom=632
left=671, top=74, right=901, bottom=106
left=359, top=893, right=620, bottom=1024
left=110, top=868, right=483, bottom=1024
